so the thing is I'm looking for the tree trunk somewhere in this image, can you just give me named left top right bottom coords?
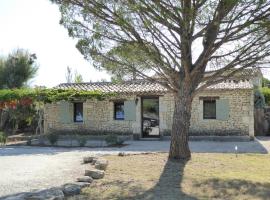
left=169, top=89, right=193, bottom=160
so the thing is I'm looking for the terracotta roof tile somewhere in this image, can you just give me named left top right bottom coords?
left=56, top=80, right=167, bottom=94
left=202, top=80, right=253, bottom=90
left=55, top=79, right=253, bottom=94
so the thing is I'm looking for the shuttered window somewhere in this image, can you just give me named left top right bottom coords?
left=124, top=100, right=136, bottom=121
left=59, top=101, right=73, bottom=123
left=216, top=99, right=229, bottom=120
left=203, top=100, right=216, bottom=119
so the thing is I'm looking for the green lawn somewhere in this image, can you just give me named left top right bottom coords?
left=70, top=153, right=270, bottom=200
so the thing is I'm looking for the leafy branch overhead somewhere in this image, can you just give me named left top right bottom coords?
left=53, top=0, right=270, bottom=93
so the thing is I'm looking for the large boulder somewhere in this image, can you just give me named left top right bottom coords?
left=83, top=156, right=96, bottom=164
left=85, top=169, right=105, bottom=179
left=77, top=176, right=93, bottom=183
left=2, top=193, right=30, bottom=200
left=26, top=187, right=64, bottom=200
left=95, top=159, right=108, bottom=171
left=62, top=183, right=82, bottom=196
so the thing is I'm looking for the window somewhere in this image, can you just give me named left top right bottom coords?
left=203, top=100, right=216, bottom=119
left=114, top=102, right=124, bottom=120
left=74, top=102, right=83, bottom=122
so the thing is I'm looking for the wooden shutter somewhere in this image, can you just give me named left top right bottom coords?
left=216, top=99, right=229, bottom=120
left=59, top=101, right=73, bottom=123
left=124, top=100, right=136, bottom=121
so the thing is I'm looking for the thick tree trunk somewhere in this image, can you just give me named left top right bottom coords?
left=169, top=89, right=193, bottom=160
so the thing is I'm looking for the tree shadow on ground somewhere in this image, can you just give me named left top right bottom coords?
left=71, top=159, right=196, bottom=200
left=132, top=159, right=197, bottom=200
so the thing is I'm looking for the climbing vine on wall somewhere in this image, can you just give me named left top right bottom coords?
left=0, top=88, right=112, bottom=108
left=0, top=88, right=113, bottom=134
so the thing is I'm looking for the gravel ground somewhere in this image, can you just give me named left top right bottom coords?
left=0, top=137, right=269, bottom=198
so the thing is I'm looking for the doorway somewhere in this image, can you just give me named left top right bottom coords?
left=142, top=97, right=160, bottom=138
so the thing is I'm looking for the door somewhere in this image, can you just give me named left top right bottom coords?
left=142, top=97, right=159, bottom=137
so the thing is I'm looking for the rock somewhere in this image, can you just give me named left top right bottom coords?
left=62, top=183, right=82, bottom=196
left=2, top=193, right=30, bottom=200
left=26, top=187, right=64, bottom=200
left=77, top=176, right=93, bottom=183
left=85, top=169, right=105, bottom=179
left=83, top=156, right=95, bottom=164
left=118, top=152, right=125, bottom=156
left=91, top=157, right=98, bottom=164
left=95, top=159, right=108, bottom=170
left=75, top=182, right=91, bottom=188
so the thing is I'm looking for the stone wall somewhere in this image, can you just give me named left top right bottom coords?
left=44, top=95, right=141, bottom=135
left=159, top=89, right=254, bottom=136
left=44, top=89, right=254, bottom=137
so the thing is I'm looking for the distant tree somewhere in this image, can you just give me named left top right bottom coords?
left=65, top=66, right=73, bottom=83
left=0, top=49, right=38, bottom=89
left=65, top=66, right=84, bottom=83
left=74, top=70, right=83, bottom=83
left=53, top=0, right=270, bottom=160
left=0, top=49, right=38, bottom=133
left=262, top=77, right=270, bottom=87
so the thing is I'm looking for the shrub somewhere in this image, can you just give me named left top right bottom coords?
left=105, top=134, right=124, bottom=146
left=38, top=135, right=45, bottom=145
left=26, top=137, right=32, bottom=146
left=0, top=132, right=7, bottom=145
left=47, top=133, right=59, bottom=146
left=47, top=128, right=133, bottom=136
left=261, top=87, right=270, bottom=106
left=77, top=135, right=87, bottom=147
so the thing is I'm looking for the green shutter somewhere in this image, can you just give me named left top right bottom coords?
left=216, top=99, right=229, bottom=120
left=124, top=100, right=136, bottom=121
left=59, top=101, right=73, bottom=123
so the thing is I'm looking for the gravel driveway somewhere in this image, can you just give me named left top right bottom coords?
left=0, top=137, right=269, bottom=198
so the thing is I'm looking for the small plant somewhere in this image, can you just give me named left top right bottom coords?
left=77, top=135, right=87, bottom=147
left=0, top=132, right=7, bottom=145
left=47, top=133, right=59, bottom=146
left=105, top=134, right=124, bottom=146
left=26, top=137, right=32, bottom=146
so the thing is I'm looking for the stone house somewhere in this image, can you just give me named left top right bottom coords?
left=44, top=69, right=262, bottom=139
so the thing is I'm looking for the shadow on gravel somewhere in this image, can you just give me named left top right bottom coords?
left=0, top=146, right=120, bottom=157
left=0, top=146, right=88, bottom=156
left=0, top=137, right=269, bottom=157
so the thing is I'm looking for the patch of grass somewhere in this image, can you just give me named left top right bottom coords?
left=69, top=153, right=270, bottom=200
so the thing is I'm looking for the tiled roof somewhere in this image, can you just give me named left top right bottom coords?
left=56, top=79, right=253, bottom=94
left=56, top=80, right=167, bottom=94
left=202, top=80, right=253, bottom=90
left=205, top=68, right=262, bottom=78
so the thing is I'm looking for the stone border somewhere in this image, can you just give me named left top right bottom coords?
left=2, top=182, right=90, bottom=200
left=2, top=156, right=109, bottom=200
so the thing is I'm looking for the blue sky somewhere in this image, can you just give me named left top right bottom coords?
left=0, top=0, right=110, bottom=87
